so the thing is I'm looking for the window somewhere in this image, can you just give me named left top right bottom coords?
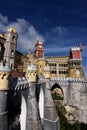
left=11, top=49, right=14, bottom=56
left=12, top=36, right=16, bottom=42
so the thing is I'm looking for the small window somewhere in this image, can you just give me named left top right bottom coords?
left=11, top=49, right=14, bottom=56
left=12, top=36, right=16, bottom=41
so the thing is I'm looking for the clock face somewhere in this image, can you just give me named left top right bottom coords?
left=76, top=70, right=80, bottom=75
left=39, top=45, right=42, bottom=48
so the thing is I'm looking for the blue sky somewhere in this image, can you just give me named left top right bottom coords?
left=0, top=0, right=87, bottom=74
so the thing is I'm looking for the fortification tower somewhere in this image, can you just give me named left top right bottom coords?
left=34, top=41, right=44, bottom=58
left=43, top=65, right=60, bottom=130
left=0, top=62, right=11, bottom=130
left=26, top=63, right=37, bottom=82
left=68, top=44, right=83, bottom=78
left=26, top=63, right=42, bottom=130
left=4, top=27, right=18, bottom=70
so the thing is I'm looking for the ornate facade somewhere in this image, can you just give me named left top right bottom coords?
left=0, top=28, right=84, bottom=79
left=25, top=41, right=84, bottom=79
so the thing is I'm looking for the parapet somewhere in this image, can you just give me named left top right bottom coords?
left=27, top=64, right=37, bottom=71
left=50, top=77, right=85, bottom=82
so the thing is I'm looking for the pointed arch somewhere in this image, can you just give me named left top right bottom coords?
left=51, top=83, right=64, bottom=105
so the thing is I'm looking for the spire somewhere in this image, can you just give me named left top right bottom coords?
left=80, top=43, right=82, bottom=51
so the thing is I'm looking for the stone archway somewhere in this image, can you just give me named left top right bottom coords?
left=20, top=95, right=27, bottom=130
left=51, top=83, right=64, bottom=105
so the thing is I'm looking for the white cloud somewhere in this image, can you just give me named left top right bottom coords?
left=0, top=13, right=44, bottom=53
left=0, top=13, right=8, bottom=24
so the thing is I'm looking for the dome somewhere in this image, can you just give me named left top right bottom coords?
left=0, top=34, right=3, bottom=38
left=7, top=27, right=17, bottom=33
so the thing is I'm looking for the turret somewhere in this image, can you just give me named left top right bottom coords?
left=68, top=44, right=83, bottom=78
left=26, top=63, right=37, bottom=82
left=34, top=40, right=44, bottom=58
left=4, top=27, right=18, bottom=70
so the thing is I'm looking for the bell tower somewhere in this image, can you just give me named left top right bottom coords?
left=4, top=27, right=18, bottom=70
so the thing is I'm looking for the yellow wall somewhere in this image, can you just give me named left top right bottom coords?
left=37, top=59, right=46, bottom=75
left=0, top=72, right=10, bottom=90
left=26, top=71, right=37, bottom=82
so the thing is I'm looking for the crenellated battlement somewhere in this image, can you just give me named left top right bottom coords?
left=0, top=62, right=11, bottom=72
left=50, top=77, right=86, bottom=82
left=9, top=77, right=29, bottom=91
left=26, top=63, right=37, bottom=82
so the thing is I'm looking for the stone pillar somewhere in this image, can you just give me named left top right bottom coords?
left=43, top=78, right=60, bottom=130
left=0, top=63, right=11, bottom=130
left=26, top=82, right=42, bottom=130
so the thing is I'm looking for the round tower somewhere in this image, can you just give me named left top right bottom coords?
left=0, top=62, right=11, bottom=130
left=4, top=27, right=18, bottom=70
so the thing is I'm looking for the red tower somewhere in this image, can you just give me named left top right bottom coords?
left=70, top=44, right=82, bottom=59
left=34, top=40, right=44, bottom=58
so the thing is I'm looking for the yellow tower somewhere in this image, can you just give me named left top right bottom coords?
left=43, top=64, right=50, bottom=78
left=37, top=58, right=46, bottom=76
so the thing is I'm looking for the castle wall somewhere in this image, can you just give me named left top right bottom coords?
left=50, top=78, right=87, bottom=123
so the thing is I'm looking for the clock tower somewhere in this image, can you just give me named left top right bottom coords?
left=34, top=40, right=44, bottom=58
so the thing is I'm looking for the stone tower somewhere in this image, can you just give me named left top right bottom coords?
left=0, top=34, right=5, bottom=61
left=34, top=41, right=44, bottom=58
left=4, top=27, right=18, bottom=70
left=42, top=64, right=60, bottom=130
left=68, top=44, right=83, bottom=78
left=0, top=62, right=11, bottom=130
left=26, top=63, right=42, bottom=130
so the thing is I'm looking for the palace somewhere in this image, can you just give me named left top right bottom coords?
left=0, top=27, right=87, bottom=130
left=0, top=27, right=84, bottom=79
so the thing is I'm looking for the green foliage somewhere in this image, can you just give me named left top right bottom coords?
left=52, top=92, right=64, bottom=100
left=56, top=105, right=87, bottom=130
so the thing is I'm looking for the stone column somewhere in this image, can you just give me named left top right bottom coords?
left=0, top=63, right=11, bottom=130
left=26, top=82, right=42, bottom=130
left=43, top=78, right=60, bottom=130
